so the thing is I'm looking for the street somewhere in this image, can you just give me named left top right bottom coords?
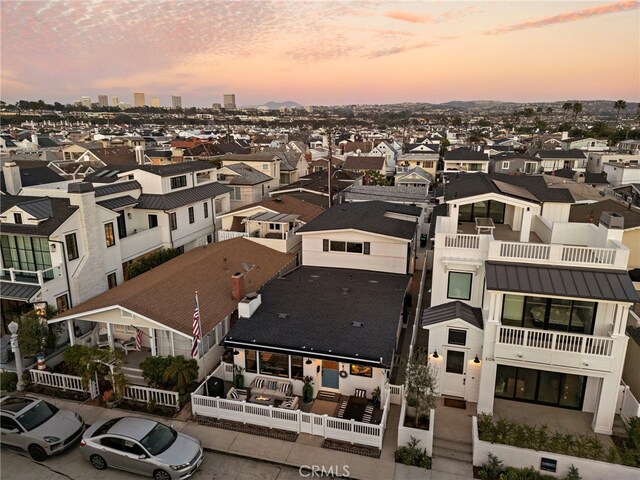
left=0, top=445, right=306, bottom=480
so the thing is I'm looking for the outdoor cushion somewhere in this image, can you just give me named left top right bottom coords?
left=279, top=383, right=289, bottom=393
left=255, top=378, right=265, bottom=389
left=281, top=400, right=292, bottom=408
left=267, top=380, right=277, bottom=390
left=230, top=389, right=239, bottom=400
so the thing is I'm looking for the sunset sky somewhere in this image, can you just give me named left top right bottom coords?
left=1, top=1, right=638, bottom=107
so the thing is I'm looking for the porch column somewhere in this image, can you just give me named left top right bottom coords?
left=67, top=320, right=75, bottom=346
left=150, top=328, right=156, bottom=356
left=170, top=331, right=175, bottom=356
left=477, top=320, right=499, bottom=415
left=106, top=323, right=114, bottom=349
left=592, top=375, right=619, bottom=434
left=519, top=208, right=533, bottom=242
left=613, top=304, right=629, bottom=336
left=449, top=203, right=459, bottom=233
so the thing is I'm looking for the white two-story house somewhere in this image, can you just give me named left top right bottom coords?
left=424, top=173, right=638, bottom=435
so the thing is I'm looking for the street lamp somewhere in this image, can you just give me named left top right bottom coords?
left=8, top=321, right=25, bottom=391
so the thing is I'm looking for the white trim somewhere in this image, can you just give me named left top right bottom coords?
left=297, top=227, right=413, bottom=242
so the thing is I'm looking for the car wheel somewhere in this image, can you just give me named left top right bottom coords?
left=28, top=444, right=47, bottom=462
left=90, top=454, right=107, bottom=470
left=154, top=469, right=171, bottom=480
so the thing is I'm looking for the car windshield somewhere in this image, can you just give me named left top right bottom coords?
left=140, top=423, right=177, bottom=456
left=17, top=400, right=58, bottom=431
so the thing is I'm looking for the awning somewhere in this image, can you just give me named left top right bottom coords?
left=0, top=282, right=41, bottom=301
left=485, top=261, right=640, bottom=303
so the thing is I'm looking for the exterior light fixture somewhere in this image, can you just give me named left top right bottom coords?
left=305, top=358, right=312, bottom=365
left=233, top=349, right=240, bottom=355
left=432, top=350, right=439, bottom=359
left=474, top=355, right=480, bottom=364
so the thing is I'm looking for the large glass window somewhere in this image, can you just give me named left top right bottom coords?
left=291, top=356, right=304, bottom=380
left=330, top=241, right=346, bottom=252
left=65, top=233, right=79, bottom=261
left=245, top=349, right=257, bottom=373
left=502, top=295, right=596, bottom=335
left=169, top=212, right=177, bottom=231
left=170, top=175, right=187, bottom=189
left=259, top=351, right=289, bottom=378
left=515, top=368, right=537, bottom=401
left=448, top=329, right=467, bottom=346
left=457, top=201, right=505, bottom=224
left=188, top=207, right=195, bottom=224
left=148, top=214, right=158, bottom=229
left=104, top=223, right=116, bottom=247
left=1, top=235, right=53, bottom=278
left=447, top=272, right=472, bottom=300
left=445, top=350, right=465, bottom=374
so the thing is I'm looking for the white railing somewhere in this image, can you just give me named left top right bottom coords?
left=1, top=265, right=62, bottom=285
left=217, top=230, right=249, bottom=242
left=389, top=384, right=403, bottom=405
left=442, top=234, right=479, bottom=249
left=191, top=382, right=391, bottom=448
left=619, top=383, right=640, bottom=423
left=497, top=326, right=614, bottom=357
left=29, top=369, right=98, bottom=398
left=489, top=241, right=625, bottom=269
left=123, top=385, right=180, bottom=409
left=120, top=227, right=165, bottom=262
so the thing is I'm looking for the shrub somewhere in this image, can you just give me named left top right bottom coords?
left=564, top=465, right=581, bottom=480
left=63, top=345, right=93, bottom=376
left=621, top=416, right=640, bottom=467
left=126, top=248, right=181, bottom=279
left=0, top=372, right=18, bottom=392
left=394, top=436, right=431, bottom=469
left=478, top=453, right=504, bottom=480
left=140, top=356, right=172, bottom=388
left=479, top=455, right=580, bottom=480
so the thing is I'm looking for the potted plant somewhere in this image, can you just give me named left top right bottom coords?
left=233, top=365, right=245, bottom=389
left=102, top=389, right=116, bottom=408
left=371, top=386, right=381, bottom=407
left=302, top=375, right=314, bottom=403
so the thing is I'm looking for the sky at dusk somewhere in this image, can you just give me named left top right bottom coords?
left=1, top=0, right=639, bottom=107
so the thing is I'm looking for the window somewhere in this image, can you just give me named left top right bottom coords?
left=206, top=234, right=212, bottom=244
left=65, top=233, right=79, bottom=261
left=448, top=329, right=467, bottom=346
left=116, top=212, right=127, bottom=239
left=13, top=213, right=22, bottom=224
left=268, top=223, right=281, bottom=231
left=0, top=235, right=53, bottom=278
left=0, top=415, right=20, bottom=431
left=107, top=272, right=117, bottom=289
left=291, top=356, right=304, bottom=380
left=328, top=240, right=366, bottom=254
left=502, top=161, right=510, bottom=170
left=323, top=239, right=329, bottom=251
left=203, top=202, right=209, bottom=219
left=174, top=245, right=184, bottom=254
left=230, top=187, right=241, bottom=201
left=262, top=164, right=269, bottom=170
left=114, top=324, right=135, bottom=333
left=259, top=351, right=289, bottom=377
left=148, top=214, right=158, bottom=229
left=169, top=212, right=177, bottom=231
left=245, top=349, right=257, bottom=373
left=346, top=242, right=363, bottom=253
left=55, top=294, right=69, bottom=312
left=363, top=242, right=370, bottom=255
left=170, top=175, right=187, bottom=189
left=445, top=351, right=465, bottom=374
left=330, top=240, right=346, bottom=252
left=350, top=364, right=373, bottom=377
left=188, top=207, right=195, bottom=224
left=447, top=272, right=472, bottom=300
left=104, top=223, right=116, bottom=247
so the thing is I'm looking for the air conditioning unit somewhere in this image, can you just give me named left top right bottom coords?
left=599, top=211, right=624, bottom=229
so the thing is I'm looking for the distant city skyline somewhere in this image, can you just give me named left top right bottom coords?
left=1, top=1, right=638, bottom=107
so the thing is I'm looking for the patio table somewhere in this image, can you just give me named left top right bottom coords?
left=343, top=396, right=367, bottom=421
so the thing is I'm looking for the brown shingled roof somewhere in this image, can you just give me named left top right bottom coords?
left=53, top=238, right=295, bottom=336
left=224, top=194, right=325, bottom=223
left=569, top=199, right=640, bottom=229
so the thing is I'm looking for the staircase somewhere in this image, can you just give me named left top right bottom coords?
left=431, top=436, right=474, bottom=479
left=316, top=390, right=340, bottom=402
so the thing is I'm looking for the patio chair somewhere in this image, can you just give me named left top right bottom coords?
left=115, top=337, right=136, bottom=355
left=96, top=327, right=110, bottom=348
left=362, top=404, right=374, bottom=423
left=354, top=388, right=366, bottom=398
left=337, top=400, right=347, bottom=418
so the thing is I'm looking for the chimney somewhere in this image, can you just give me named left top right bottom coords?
left=561, top=131, right=569, bottom=141
left=304, top=151, right=312, bottom=163
left=31, top=133, right=38, bottom=145
left=2, top=162, right=22, bottom=195
left=231, top=272, right=245, bottom=301
left=135, top=145, right=144, bottom=165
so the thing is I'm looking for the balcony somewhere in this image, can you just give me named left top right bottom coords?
left=494, top=325, right=616, bottom=373
left=0, top=265, right=62, bottom=286
left=217, top=230, right=249, bottom=242
left=120, top=227, right=165, bottom=262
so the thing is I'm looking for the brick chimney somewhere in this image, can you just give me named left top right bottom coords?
left=231, top=272, right=245, bottom=301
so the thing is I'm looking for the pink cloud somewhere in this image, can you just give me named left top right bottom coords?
left=368, top=41, right=433, bottom=59
left=384, top=11, right=433, bottom=24
left=486, top=0, right=639, bottom=35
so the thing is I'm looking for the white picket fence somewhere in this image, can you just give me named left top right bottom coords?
left=618, top=382, right=640, bottom=423
left=29, top=369, right=99, bottom=399
left=191, top=375, right=392, bottom=449
left=123, top=384, right=180, bottom=410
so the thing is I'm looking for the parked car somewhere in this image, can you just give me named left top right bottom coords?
left=0, top=395, right=85, bottom=461
left=80, top=416, right=203, bottom=480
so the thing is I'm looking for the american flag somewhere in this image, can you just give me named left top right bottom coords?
left=191, top=293, right=200, bottom=357
left=135, top=328, right=142, bottom=351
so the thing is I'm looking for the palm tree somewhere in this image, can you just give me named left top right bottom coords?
left=163, top=356, right=199, bottom=395
left=572, top=102, right=583, bottom=124
left=562, top=102, right=573, bottom=122
left=614, top=100, right=627, bottom=121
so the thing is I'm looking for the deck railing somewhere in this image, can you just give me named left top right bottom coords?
left=123, top=384, right=180, bottom=409
left=497, top=326, right=614, bottom=357
left=29, top=369, right=99, bottom=399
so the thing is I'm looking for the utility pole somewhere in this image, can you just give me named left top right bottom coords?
left=327, top=129, right=332, bottom=208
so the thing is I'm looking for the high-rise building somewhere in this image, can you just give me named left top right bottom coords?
left=112, top=96, right=119, bottom=107
left=172, top=96, right=182, bottom=108
left=98, top=95, right=109, bottom=107
left=133, top=92, right=146, bottom=107
left=223, top=94, right=236, bottom=110
left=211, top=103, right=222, bottom=110
left=151, top=97, right=160, bottom=108
left=81, top=96, right=92, bottom=108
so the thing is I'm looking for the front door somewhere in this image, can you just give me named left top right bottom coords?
left=321, top=360, right=339, bottom=389
left=442, top=349, right=466, bottom=398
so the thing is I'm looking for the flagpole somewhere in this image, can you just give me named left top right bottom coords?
left=195, top=290, right=208, bottom=396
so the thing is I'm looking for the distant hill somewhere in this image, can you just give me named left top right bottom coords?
left=242, top=100, right=303, bottom=109
left=439, top=101, right=478, bottom=109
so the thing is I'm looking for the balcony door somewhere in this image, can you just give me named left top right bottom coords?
left=442, top=349, right=466, bottom=398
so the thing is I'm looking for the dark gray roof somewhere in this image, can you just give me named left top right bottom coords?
left=86, top=161, right=215, bottom=183
left=297, top=201, right=420, bottom=240
left=136, top=182, right=229, bottom=211
left=223, top=163, right=272, bottom=185
left=97, top=195, right=139, bottom=210
left=422, top=301, right=483, bottom=329
left=0, top=163, right=66, bottom=192
left=0, top=196, right=78, bottom=236
left=444, top=149, right=489, bottom=161
left=15, top=198, right=53, bottom=219
left=0, top=281, right=41, bottom=301
left=485, top=261, right=640, bottom=303
left=535, top=150, right=586, bottom=159
left=223, top=267, right=410, bottom=366
left=94, top=180, right=141, bottom=197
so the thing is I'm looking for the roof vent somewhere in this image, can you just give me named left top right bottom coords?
left=599, top=211, right=624, bottom=229
left=278, top=313, right=290, bottom=319
left=342, top=287, right=350, bottom=295
left=351, top=321, right=364, bottom=328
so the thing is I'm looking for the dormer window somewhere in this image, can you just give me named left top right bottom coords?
left=170, top=175, right=187, bottom=189
left=13, top=213, right=22, bottom=224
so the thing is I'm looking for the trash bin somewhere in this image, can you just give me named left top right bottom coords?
left=420, top=234, right=427, bottom=248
